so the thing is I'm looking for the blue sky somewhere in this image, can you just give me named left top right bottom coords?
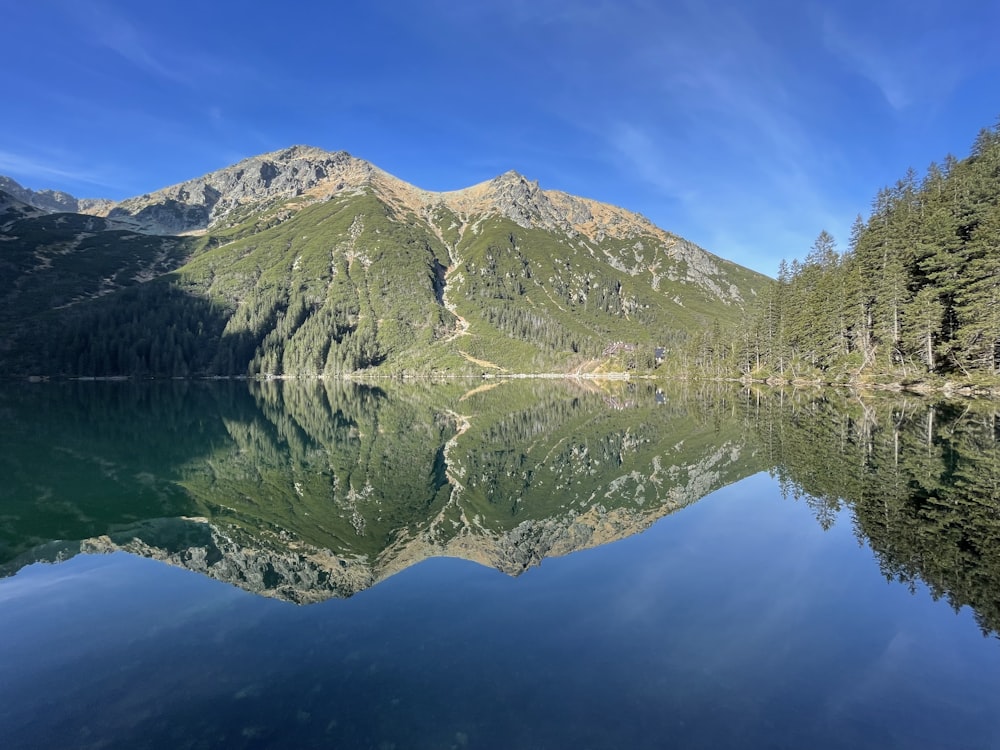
left=4, top=0, right=1000, bottom=276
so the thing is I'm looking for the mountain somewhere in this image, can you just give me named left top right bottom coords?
left=103, top=145, right=374, bottom=234
left=0, top=175, right=113, bottom=215
left=0, top=379, right=762, bottom=603
left=0, top=147, right=770, bottom=376
left=0, top=189, right=45, bottom=221
left=0, top=188, right=195, bottom=353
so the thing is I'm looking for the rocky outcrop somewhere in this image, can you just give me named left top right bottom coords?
left=104, top=146, right=378, bottom=234
left=471, top=171, right=573, bottom=230
left=0, top=517, right=374, bottom=604
left=0, top=176, right=113, bottom=215
left=0, top=189, right=45, bottom=225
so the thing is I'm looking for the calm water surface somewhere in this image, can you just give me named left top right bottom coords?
left=1, top=381, right=999, bottom=749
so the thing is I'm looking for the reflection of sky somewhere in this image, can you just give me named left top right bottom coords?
left=2, top=472, right=1000, bottom=749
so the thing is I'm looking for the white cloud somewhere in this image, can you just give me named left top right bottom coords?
left=0, top=151, right=118, bottom=191
left=820, top=6, right=972, bottom=113
left=821, top=14, right=912, bottom=110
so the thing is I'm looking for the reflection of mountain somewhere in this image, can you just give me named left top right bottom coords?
left=177, top=379, right=762, bottom=598
left=0, top=381, right=250, bottom=563
left=0, top=380, right=761, bottom=601
left=428, top=381, right=758, bottom=575
left=9, top=381, right=1000, bottom=623
left=755, top=390, right=1000, bottom=636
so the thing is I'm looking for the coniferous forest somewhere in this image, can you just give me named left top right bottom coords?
left=726, top=120, right=1000, bottom=388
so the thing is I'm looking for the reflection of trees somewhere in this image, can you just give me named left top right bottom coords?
left=753, top=390, right=1000, bottom=636
left=0, top=381, right=248, bottom=564
left=448, top=381, right=758, bottom=531
left=182, top=380, right=458, bottom=557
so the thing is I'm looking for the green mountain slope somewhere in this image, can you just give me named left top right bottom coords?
left=0, top=148, right=770, bottom=376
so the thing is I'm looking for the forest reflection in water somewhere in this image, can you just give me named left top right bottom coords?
left=1, top=378, right=998, bottom=634
left=3, top=379, right=1000, bottom=749
left=752, top=388, right=1000, bottom=637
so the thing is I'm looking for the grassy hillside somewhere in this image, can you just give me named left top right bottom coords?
left=448, top=214, right=755, bottom=371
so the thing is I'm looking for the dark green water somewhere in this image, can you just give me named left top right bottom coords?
left=1, top=380, right=999, bottom=749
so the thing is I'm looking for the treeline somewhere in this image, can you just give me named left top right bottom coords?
left=40, top=280, right=228, bottom=377
left=731, top=120, right=1000, bottom=385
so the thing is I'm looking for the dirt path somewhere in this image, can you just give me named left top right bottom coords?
left=458, top=350, right=505, bottom=371
left=441, top=265, right=471, bottom=342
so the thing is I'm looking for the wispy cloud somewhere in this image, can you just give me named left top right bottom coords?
left=0, top=151, right=120, bottom=191
left=821, top=14, right=912, bottom=110
left=608, top=123, right=694, bottom=203
left=208, top=106, right=225, bottom=127
left=820, top=5, right=973, bottom=113
left=72, top=1, right=185, bottom=83
left=568, top=2, right=852, bottom=273
left=607, top=121, right=851, bottom=275
left=66, top=0, right=260, bottom=90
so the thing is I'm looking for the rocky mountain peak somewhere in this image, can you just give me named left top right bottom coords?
left=420, top=169, right=574, bottom=231
left=485, top=170, right=560, bottom=228
left=1, top=147, right=754, bottom=305
left=268, top=144, right=343, bottom=162
left=493, top=169, right=530, bottom=183
left=104, top=147, right=378, bottom=234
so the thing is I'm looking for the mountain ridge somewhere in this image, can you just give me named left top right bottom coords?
left=1, top=147, right=770, bottom=376
left=4, top=146, right=745, bottom=300
left=0, top=175, right=113, bottom=215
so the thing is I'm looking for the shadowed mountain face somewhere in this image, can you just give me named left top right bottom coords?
left=0, top=193, right=195, bottom=327
left=0, top=176, right=112, bottom=215
left=0, top=148, right=769, bottom=376
left=0, top=380, right=763, bottom=603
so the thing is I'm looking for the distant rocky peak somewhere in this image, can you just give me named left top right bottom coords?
left=268, top=144, right=345, bottom=163
left=0, top=188, right=46, bottom=224
left=0, top=174, right=112, bottom=215
left=492, top=169, right=531, bottom=185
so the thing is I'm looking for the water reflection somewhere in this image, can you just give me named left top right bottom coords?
left=751, top=389, right=1000, bottom=636
left=5, top=381, right=1000, bottom=749
left=1, top=380, right=759, bottom=602
left=3, top=381, right=1000, bottom=636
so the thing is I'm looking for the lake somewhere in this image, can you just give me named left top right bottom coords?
left=1, top=380, right=999, bottom=749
